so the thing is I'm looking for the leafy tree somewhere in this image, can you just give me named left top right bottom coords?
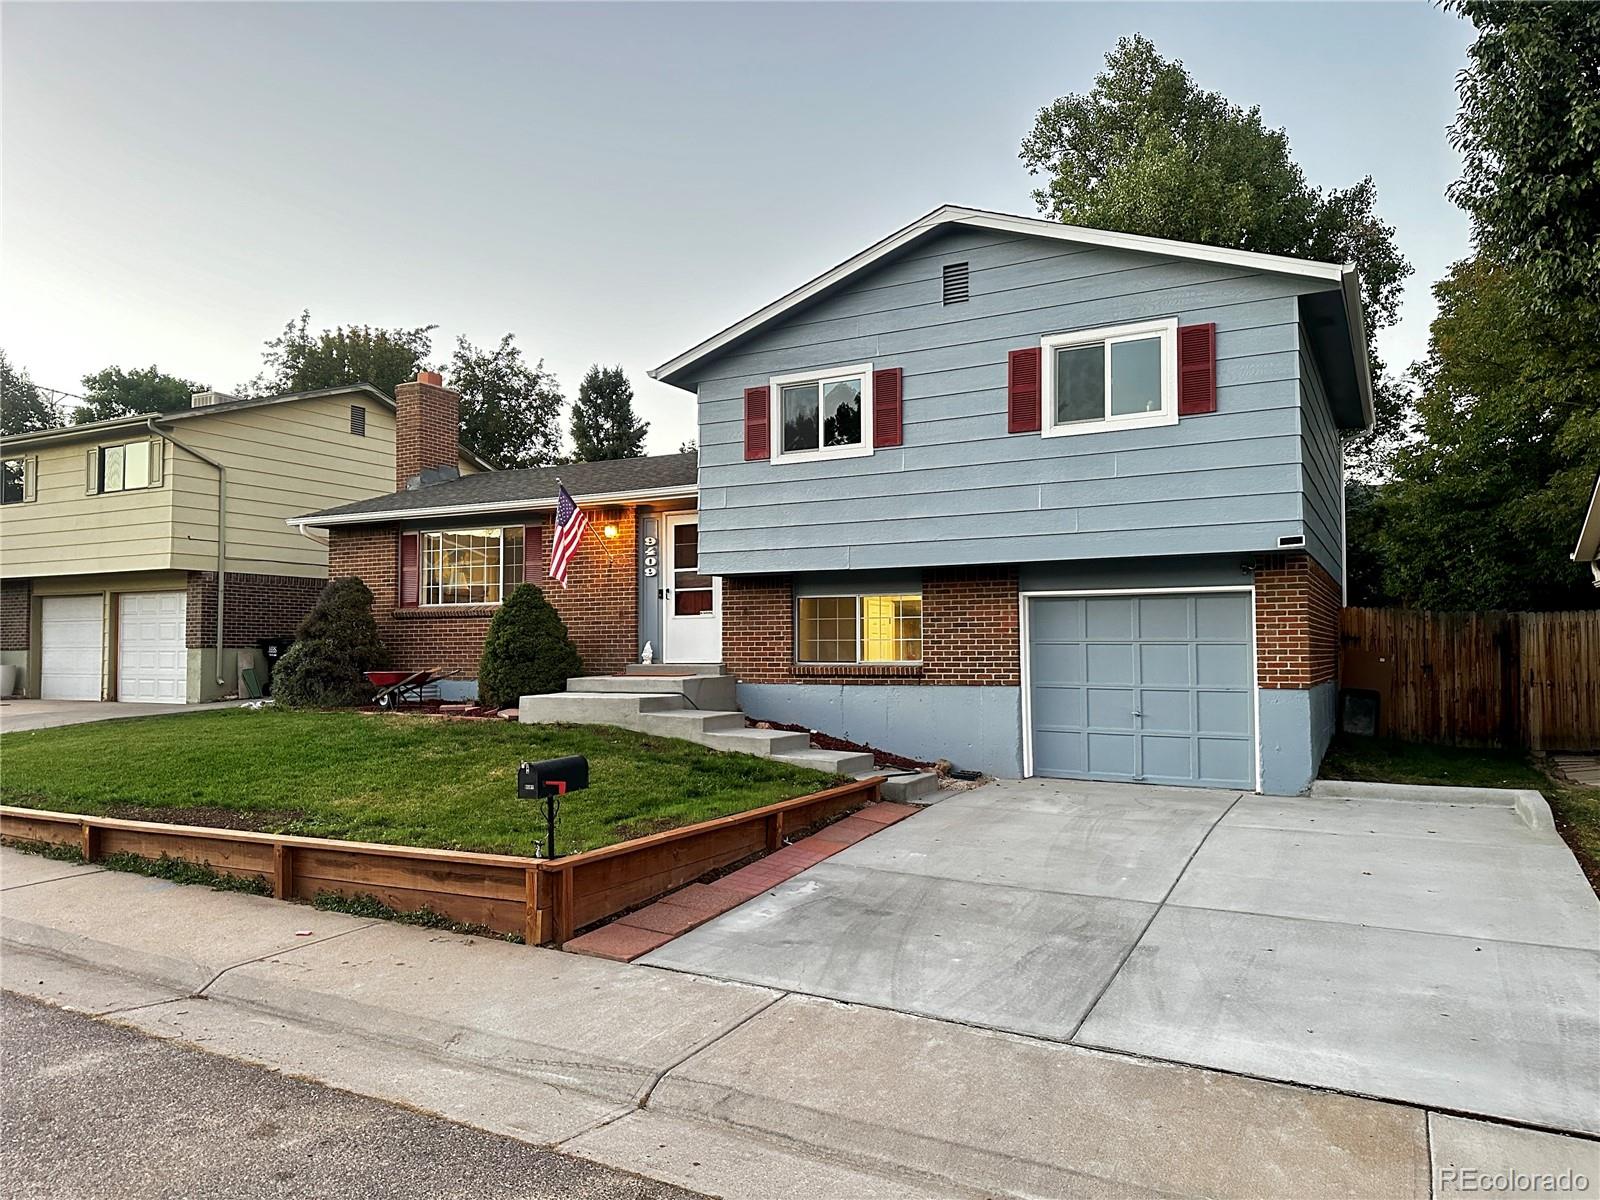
left=1361, top=258, right=1600, bottom=610
left=74, top=365, right=204, bottom=423
left=0, top=350, right=61, bottom=435
left=570, top=364, right=649, bottom=461
left=451, top=334, right=564, bottom=469
left=678, top=438, right=698, bottom=454
left=248, top=311, right=435, bottom=399
left=1447, top=0, right=1600, bottom=308
left=271, top=578, right=392, bottom=708
left=1019, top=34, right=1412, bottom=468
left=476, top=583, right=583, bottom=707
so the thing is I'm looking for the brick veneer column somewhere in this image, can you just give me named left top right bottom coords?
left=1, top=580, right=30, bottom=651
left=328, top=509, right=639, bottom=679
left=722, top=567, right=1019, bottom=687
left=1254, top=552, right=1341, bottom=688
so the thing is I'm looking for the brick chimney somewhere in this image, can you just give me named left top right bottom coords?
left=394, top=370, right=461, bottom=490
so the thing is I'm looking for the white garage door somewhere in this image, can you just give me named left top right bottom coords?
left=1026, top=592, right=1256, bottom=790
left=118, top=592, right=187, bottom=703
left=40, top=595, right=104, bottom=701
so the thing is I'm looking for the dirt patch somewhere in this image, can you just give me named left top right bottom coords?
left=97, top=804, right=309, bottom=834
left=612, top=815, right=680, bottom=841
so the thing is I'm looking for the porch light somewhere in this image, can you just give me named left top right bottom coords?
left=602, top=524, right=619, bottom=539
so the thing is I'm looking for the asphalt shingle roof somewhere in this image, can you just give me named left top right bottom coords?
left=299, top=451, right=699, bottom=523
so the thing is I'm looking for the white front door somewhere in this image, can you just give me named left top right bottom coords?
left=41, top=595, right=104, bottom=700
left=662, top=513, right=721, bottom=663
left=118, top=591, right=188, bottom=703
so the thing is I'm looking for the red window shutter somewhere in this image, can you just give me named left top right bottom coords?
left=398, top=532, right=420, bottom=608
left=872, top=367, right=904, bottom=448
left=1178, top=323, right=1217, bottom=415
left=524, top=524, right=545, bottom=583
left=1007, top=347, right=1042, bottom=433
left=743, top=386, right=770, bottom=460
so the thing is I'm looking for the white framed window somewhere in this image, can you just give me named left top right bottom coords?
left=94, top=439, right=157, bottom=493
left=421, top=526, right=524, bottom=606
left=769, top=362, right=874, bottom=463
left=797, top=593, right=922, bottom=665
left=2, top=457, right=26, bottom=505
left=1040, top=318, right=1178, bottom=438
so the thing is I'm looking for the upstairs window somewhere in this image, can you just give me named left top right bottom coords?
left=95, top=439, right=154, bottom=492
left=2, top=457, right=25, bottom=504
left=797, top=593, right=922, bottom=665
left=421, top=526, right=524, bottom=606
left=1041, top=318, right=1178, bottom=438
left=769, top=364, right=874, bottom=463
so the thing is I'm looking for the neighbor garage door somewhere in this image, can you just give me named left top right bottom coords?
left=118, top=592, right=187, bottom=703
left=40, top=595, right=104, bottom=700
left=1026, top=592, right=1255, bottom=789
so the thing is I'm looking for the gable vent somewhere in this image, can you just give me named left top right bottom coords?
left=350, top=404, right=366, bottom=436
left=942, top=261, right=970, bottom=305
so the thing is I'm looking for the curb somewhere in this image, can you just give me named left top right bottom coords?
left=1308, top=780, right=1555, bottom=833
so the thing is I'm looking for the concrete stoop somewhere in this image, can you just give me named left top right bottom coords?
left=519, top=670, right=940, bottom=801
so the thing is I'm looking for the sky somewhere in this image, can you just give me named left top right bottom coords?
left=2, top=2, right=1476, bottom=455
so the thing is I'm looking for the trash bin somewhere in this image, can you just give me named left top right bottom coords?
left=256, top=636, right=294, bottom=696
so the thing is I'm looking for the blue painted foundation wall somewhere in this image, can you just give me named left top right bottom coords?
left=739, top=683, right=1024, bottom=778
left=1257, top=680, right=1336, bottom=795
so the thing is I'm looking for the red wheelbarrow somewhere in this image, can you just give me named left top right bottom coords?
left=365, top=669, right=443, bottom=709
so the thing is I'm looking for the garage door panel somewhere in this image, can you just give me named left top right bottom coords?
left=119, top=592, right=187, bottom=704
left=41, top=596, right=104, bottom=701
left=1137, top=596, right=1191, bottom=639
left=1197, top=690, right=1250, bottom=735
left=1139, top=643, right=1191, bottom=687
left=1085, top=598, right=1134, bottom=639
left=1139, top=689, right=1193, bottom=733
left=1085, top=732, right=1137, bottom=778
left=1031, top=686, right=1086, bottom=728
left=1029, top=592, right=1255, bottom=790
left=1196, top=643, right=1250, bottom=687
left=1085, top=643, right=1134, bottom=684
left=1030, top=642, right=1083, bottom=685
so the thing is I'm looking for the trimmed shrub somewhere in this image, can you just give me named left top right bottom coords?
left=477, top=583, right=582, bottom=708
left=272, top=577, right=391, bottom=709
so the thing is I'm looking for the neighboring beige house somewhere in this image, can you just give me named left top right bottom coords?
left=1, top=378, right=479, bottom=702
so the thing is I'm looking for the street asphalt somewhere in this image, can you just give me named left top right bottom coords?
left=1, top=992, right=702, bottom=1200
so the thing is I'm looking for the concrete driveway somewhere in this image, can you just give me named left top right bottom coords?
left=643, top=777, right=1600, bottom=1136
left=0, top=699, right=244, bottom=733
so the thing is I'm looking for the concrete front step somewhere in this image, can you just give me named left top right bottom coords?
left=865, top=771, right=942, bottom=803
left=567, top=674, right=738, bottom=710
left=697, top=727, right=811, bottom=755
left=634, top=710, right=748, bottom=738
left=772, top=747, right=876, bottom=776
left=519, top=692, right=685, bottom=727
left=623, top=662, right=726, bottom=676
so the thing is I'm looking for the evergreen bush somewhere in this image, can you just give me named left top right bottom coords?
left=271, top=577, right=391, bottom=709
left=477, top=583, right=582, bottom=708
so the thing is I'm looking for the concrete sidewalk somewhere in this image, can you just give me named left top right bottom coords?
left=0, top=698, right=245, bottom=733
left=5, top=848, right=1596, bottom=1199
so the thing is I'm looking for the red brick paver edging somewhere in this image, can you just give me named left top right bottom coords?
left=563, top=801, right=920, bottom=961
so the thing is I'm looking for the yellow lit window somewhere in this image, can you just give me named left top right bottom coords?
left=797, top=594, right=921, bottom=664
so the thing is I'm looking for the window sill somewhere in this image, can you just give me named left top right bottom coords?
left=1040, top=410, right=1178, bottom=438
left=793, top=662, right=923, bottom=680
left=393, top=605, right=501, bottom=619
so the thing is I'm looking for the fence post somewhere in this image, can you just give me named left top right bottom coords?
left=523, top=867, right=541, bottom=946
left=79, top=821, right=99, bottom=864
left=765, top=811, right=784, bottom=852
left=273, top=844, right=294, bottom=900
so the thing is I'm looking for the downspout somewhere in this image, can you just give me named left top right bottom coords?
left=148, top=417, right=228, bottom=690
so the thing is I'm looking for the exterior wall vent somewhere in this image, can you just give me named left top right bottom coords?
left=350, top=404, right=367, bottom=436
left=942, top=261, right=970, bottom=305
left=1277, top=534, right=1306, bottom=548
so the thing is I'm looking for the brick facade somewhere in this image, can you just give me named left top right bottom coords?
left=722, top=566, right=1020, bottom=687
left=394, top=375, right=461, bottom=490
left=327, top=507, right=639, bottom=680
left=185, top=572, right=328, bottom=648
left=1253, top=552, right=1341, bottom=688
left=1, top=579, right=30, bottom=651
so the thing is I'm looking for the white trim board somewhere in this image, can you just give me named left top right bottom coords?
left=1017, top=585, right=1261, bottom=794
left=289, top=485, right=699, bottom=529
left=651, top=204, right=1371, bottom=426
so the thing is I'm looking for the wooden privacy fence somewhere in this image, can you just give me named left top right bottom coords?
left=1339, top=608, right=1600, bottom=751
left=0, top=776, right=881, bottom=947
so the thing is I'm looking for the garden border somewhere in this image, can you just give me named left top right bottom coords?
left=0, top=776, right=882, bottom=946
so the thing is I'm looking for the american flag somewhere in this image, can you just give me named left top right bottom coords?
left=547, top=483, right=589, bottom=588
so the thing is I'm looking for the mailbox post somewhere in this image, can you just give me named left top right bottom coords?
left=517, top=756, right=589, bottom=858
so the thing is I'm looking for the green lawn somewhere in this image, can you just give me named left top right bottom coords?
left=0, top=709, right=839, bottom=857
left=1321, top=734, right=1600, bottom=892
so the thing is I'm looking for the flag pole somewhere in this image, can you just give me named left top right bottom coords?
left=556, top=477, right=620, bottom=564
